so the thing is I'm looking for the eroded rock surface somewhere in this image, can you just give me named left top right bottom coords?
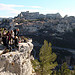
left=0, top=42, right=35, bottom=75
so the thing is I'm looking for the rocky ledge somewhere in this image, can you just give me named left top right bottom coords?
left=0, top=41, right=35, bottom=75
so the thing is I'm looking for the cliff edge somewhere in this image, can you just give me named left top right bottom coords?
left=0, top=40, right=35, bottom=75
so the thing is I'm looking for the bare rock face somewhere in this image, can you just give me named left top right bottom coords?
left=0, top=41, right=35, bottom=75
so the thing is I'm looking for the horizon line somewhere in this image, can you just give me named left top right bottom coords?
left=0, top=11, right=74, bottom=18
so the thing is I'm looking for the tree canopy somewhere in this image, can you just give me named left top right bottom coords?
left=32, top=40, right=58, bottom=75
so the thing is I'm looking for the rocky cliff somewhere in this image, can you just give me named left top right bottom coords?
left=0, top=41, right=35, bottom=75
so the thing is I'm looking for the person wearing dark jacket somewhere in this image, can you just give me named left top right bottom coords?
left=14, top=28, right=19, bottom=36
left=2, top=28, right=7, bottom=46
left=14, top=36, right=18, bottom=48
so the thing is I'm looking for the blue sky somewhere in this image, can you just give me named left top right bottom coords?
left=0, top=0, right=75, bottom=18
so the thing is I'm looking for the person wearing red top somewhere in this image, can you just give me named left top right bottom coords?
left=6, top=31, right=11, bottom=44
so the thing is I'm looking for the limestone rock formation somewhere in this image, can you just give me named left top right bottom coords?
left=0, top=41, right=35, bottom=75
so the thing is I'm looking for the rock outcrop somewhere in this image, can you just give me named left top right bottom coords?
left=0, top=41, right=35, bottom=75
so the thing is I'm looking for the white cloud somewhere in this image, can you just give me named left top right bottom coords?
left=0, top=3, right=42, bottom=10
left=0, top=3, right=24, bottom=8
left=0, top=3, right=43, bottom=17
left=25, top=6, right=42, bottom=8
left=0, top=3, right=25, bottom=11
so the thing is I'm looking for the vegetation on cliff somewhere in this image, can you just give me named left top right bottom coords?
left=31, top=40, right=58, bottom=75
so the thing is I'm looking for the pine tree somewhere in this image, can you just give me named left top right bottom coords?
left=60, top=62, right=71, bottom=75
left=31, top=40, right=58, bottom=75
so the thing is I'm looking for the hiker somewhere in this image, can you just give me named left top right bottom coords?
left=2, top=28, right=7, bottom=46
left=14, top=36, right=18, bottom=48
left=6, top=31, right=11, bottom=44
left=0, top=29, right=2, bottom=43
left=5, top=36, right=10, bottom=49
left=18, top=36, right=21, bottom=43
left=11, top=30, right=14, bottom=39
left=21, top=36, right=24, bottom=43
left=11, top=30, right=14, bottom=44
left=14, top=28, right=19, bottom=37
left=16, top=28, right=19, bottom=36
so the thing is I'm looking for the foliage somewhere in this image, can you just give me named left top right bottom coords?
left=71, top=67, right=75, bottom=75
left=31, top=40, right=58, bottom=75
left=61, top=62, right=70, bottom=75
left=56, top=62, right=71, bottom=75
